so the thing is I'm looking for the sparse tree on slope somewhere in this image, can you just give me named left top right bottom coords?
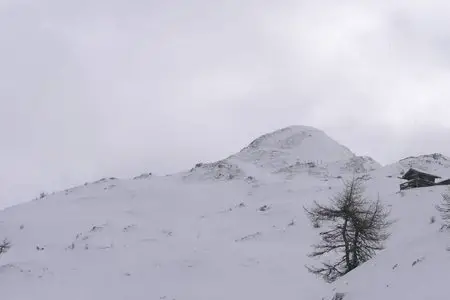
left=436, top=189, right=450, bottom=229
left=304, top=177, right=393, bottom=282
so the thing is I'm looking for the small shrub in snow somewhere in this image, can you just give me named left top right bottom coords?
left=123, top=224, right=136, bottom=232
left=133, top=173, right=152, bottom=180
left=245, top=176, right=255, bottom=183
left=258, top=205, right=270, bottom=212
left=412, top=257, right=425, bottom=266
left=90, top=225, right=103, bottom=232
left=235, top=232, right=262, bottom=242
left=162, top=230, right=173, bottom=237
left=306, top=162, right=316, bottom=168
left=332, top=293, right=345, bottom=300
left=0, top=239, right=11, bottom=256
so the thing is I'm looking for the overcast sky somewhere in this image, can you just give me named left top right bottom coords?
left=1, top=1, right=450, bottom=208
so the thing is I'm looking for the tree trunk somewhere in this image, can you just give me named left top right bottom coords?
left=351, top=230, right=359, bottom=270
left=342, top=217, right=350, bottom=270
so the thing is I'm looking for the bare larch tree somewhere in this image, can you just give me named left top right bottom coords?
left=304, top=177, right=393, bottom=282
left=436, top=189, right=450, bottom=229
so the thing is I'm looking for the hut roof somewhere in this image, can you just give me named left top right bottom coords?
left=401, top=168, right=441, bottom=180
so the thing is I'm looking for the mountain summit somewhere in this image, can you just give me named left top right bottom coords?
left=234, top=125, right=356, bottom=168
left=185, top=125, right=380, bottom=181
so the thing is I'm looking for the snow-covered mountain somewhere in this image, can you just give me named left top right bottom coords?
left=234, top=125, right=355, bottom=168
left=0, top=125, right=449, bottom=300
left=183, top=126, right=381, bottom=182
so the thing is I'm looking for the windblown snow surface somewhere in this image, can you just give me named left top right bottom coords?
left=0, top=126, right=449, bottom=300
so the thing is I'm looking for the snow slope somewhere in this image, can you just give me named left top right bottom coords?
left=0, top=126, right=449, bottom=300
left=0, top=177, right=330, bottom=300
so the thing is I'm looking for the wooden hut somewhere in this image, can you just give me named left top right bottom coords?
left=399, top=168, right=441, bottom=190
